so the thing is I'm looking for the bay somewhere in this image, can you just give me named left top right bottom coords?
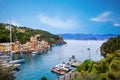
left=15, top=40, right=105, bottom=80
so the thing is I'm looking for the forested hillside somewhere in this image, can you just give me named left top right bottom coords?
left=72, top=35, right=120, bottom=80
left=100, top=35, right=120, bottom=56
left=0, top=23, right=66, bottom=44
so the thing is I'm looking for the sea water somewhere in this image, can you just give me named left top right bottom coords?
left=15, top=40, right=105, bottom=80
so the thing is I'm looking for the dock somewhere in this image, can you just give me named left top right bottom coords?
left=70, top=61, right=81, bottom=67
left=57, top=71, right=79, bottom=80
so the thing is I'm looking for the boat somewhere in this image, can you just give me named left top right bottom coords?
left=51, top=62, right=71, bottom=74
left=51, top=62, right=71, bottom=75
left=2, top=63, right=21, bottom=68
left=51, top=67, right=65, bottom=75
left=0, top=54, right=11, bottom=61
left=8, top=51, right=25, bottom=64
left=9, top=58, right=25, bottom=64
left=70, top=61, right=81, bottom=67
left=68, top=55, right=82, bottom=67
left=55, top=63, right=71, bottom=72
left=31, top=51, right=38, bottom=56
left=0, top=53, right=21, bottom=69
left=0, top=52, right=25, bottom=64
left=37, top=49, right=43, bottom=55
left=8, top=22, right=25, bottom=64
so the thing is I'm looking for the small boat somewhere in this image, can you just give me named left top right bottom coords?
left=0, top=54, right=11, bottom=61
left=9, top=59, right=25, bottom=64
left=31, top=51, right=38, bottom=56
left=0, top=52, right=25, bottom=64
left=91, top=53, right=94, bottom=55
left=70, top=61, right=81, bottom=67
left=68, top=55, right=82, bottom=67
left=9, top=51, right=25, bottom=64
left=37, top=49, right=43, bottom=55
left=0, top=55, right=21, bottom=69
left=51, top=67, right=65, bottom=75
left=2, top=63, right=21, bottom=68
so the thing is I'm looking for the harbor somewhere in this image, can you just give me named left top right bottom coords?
left=0, top=0, right=120, bottom=80
left=0, top=24, right=51, bottom=79
left=14, top=40, right=104, bottom=80
left=51, top=55, right=81, bottom=75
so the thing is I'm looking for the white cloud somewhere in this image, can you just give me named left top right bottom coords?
left=38, top=14, right=78, bottom=29
left=90, top=11, right=120, bottom=27
left=113, top=23, right=120, bottom=27
left=90, top=11, right=112, bottom=22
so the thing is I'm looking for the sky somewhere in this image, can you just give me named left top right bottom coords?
left=0, top=0, right=120, bottom=34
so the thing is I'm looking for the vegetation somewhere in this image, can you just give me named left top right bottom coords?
left=41, top=77, right=47, bottom=80
left=100, top=35, right=120, bottom=56
left=0, top=63, right=15, bottom=80
left=72, top=35, right=120, bottom=80
left=0, top=23, right=65, bottom=44
left=73, top=54, right=120, bottom=80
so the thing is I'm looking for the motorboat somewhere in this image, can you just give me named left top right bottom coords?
left=55, top=63, right=71, bottom=72
left=68, top=55, right=82, bottom=67
left=51, top=67, right=65, bottom=75
left=70, top=61, right=81, bottom=67
left=31, top=51, right=38, bottom=56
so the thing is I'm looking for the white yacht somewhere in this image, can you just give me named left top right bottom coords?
left=31, top=51, right=38, bottom=56
left=55, top=63, right=71, bottom=72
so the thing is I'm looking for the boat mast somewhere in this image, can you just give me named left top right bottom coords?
left=88, top=36, right=91, bottom=60
left=10, top=19, right=12, bottom=52
left=9, top=19, right=13, bottom=60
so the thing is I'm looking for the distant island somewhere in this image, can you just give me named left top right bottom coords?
left=60, top=33, right=117, bottom=40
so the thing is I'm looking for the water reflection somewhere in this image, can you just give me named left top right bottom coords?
left=15, top=40, right=105, bottom=80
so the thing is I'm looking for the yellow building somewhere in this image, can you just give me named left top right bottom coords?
left=0, top=44, right=5, bottom=52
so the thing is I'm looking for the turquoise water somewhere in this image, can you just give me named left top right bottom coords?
left=15, top=40, right=105, bottom=80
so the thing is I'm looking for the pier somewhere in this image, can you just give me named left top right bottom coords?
left=57, top=71, right=79, bottom=80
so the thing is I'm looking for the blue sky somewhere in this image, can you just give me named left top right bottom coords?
left=0, top=0, right=120, bottom=34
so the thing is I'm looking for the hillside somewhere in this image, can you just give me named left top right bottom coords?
left=60, top=33, right=117, bottom=40
left=0, top=23, right=66, bottom=44
left=73, top=35, right=120, bottom=80
left=100, top=35, right=120, bottom=56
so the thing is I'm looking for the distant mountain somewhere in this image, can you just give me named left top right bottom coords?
left=59, top=33, right=118, bottom=40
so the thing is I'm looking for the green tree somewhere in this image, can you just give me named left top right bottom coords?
left=41, top=77, right=47, bottom=80
left=0, top=63, right=14, bottom=80
left=101, top=35, right=120, bottom=56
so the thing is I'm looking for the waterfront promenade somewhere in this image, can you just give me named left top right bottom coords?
left=0, top=35, right=50, bottom=54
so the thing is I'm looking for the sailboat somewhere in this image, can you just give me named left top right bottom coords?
left=9, top=51, right=25, bottom=64
left=8, top=21, right=25, bottom=64
left=87, top=39, right=91, bottom=60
